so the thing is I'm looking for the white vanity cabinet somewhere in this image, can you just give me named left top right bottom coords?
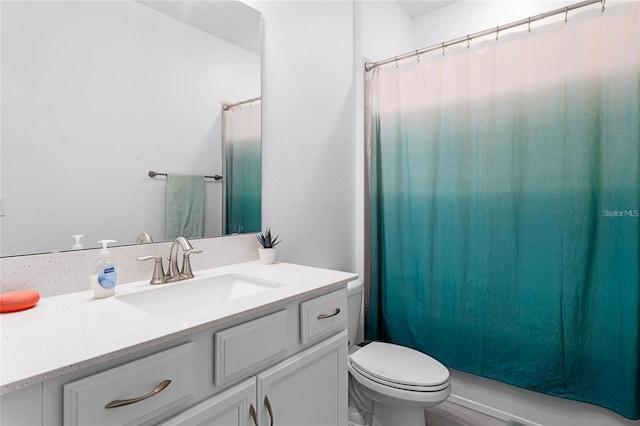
left=0, top=284, right=350, bottom=426
left=0, top=262, right=354, bottom=426
left=160, top=331, right=347, bottom=426
left=160, top=288, right=348, bottom=426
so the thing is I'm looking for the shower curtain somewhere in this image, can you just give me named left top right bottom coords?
left=222, top=99, right=262, bottom=234
left=366, top=3, right=639, bottom=419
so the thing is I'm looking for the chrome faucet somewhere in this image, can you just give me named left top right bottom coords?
left=167, top=237, right=202, bottom=281
left=135, top=232, right=154, bottom=244
left=137, top=237, right=202, bottom=284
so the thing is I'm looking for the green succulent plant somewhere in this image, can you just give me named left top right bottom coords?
left=256, top=228, right=281, bottom=249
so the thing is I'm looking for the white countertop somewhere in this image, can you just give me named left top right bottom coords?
left=0, top=261, right=357, bottom=395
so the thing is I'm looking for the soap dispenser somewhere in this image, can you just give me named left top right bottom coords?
left=71, top=234, right=84, bottom=250
left=90, top=239, right=117, bottom=299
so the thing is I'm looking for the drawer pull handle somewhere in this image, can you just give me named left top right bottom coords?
left=317, top=308, right=341, bottom=319
left=264, top=395, right=274, bottom=426
left=249, top=403, right=259, bottom=426
left=104, top=379, right=171, bottom=409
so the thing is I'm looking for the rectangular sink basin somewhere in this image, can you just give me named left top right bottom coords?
left=116, top=273, right=281, bottom=317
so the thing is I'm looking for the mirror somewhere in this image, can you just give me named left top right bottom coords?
left=0, top=0, right=262, bottom=257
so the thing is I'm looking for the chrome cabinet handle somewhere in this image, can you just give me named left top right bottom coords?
left=317, top=308, right=341, bottom=319
left=249, top=403, right=259, bottom=426
left=105, top=379, right=171, bottom=409
left=264, top=395, right=274, bottom=426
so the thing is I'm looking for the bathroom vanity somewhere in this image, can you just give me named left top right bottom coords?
left=0, top=261, right=356, bottom=425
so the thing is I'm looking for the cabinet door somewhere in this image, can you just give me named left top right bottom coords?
left=257, top=331, right=348, bottom=426
left=0, top=383, right=43, bottom=426
left=159, top=378, right=257, bottom=426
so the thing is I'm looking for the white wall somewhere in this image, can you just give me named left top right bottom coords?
left=0, top=1, right=260, bottom=256
left=361, top=0, right=413, bottom=61
left=247, top=1, right=356, bottom=273
left=412, top=0, right=593, bottom=48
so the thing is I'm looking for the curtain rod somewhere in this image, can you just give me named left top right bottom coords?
left=148, top=170, right=222, bottom=181
left=365, top=0, right=605, bottom=72
left=222, top=96, right=261, bottom=111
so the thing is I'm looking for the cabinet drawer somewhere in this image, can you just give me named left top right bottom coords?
left=64, top=342, right=196, bottom=426
left=300, top=288, right=347, bottom=344
left=215, top=310, right=288, bottom=386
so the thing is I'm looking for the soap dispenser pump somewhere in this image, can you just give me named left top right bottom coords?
left=71, top=234, right=84, bottom=250
left=90, top=239, right=117, bottom=299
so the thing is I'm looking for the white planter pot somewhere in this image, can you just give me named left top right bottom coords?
left=258, top=248, right=276, bottom=265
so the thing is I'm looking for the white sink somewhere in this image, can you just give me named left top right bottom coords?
left=116, top=273, right=281, bottom=317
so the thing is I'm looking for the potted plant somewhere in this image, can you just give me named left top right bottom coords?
left=256, top=228, right=281, bottom=265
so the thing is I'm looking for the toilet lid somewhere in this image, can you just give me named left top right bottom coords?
left=349, top=342, right=449, bottom=388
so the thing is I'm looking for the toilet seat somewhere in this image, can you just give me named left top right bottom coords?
left=349, top=362, right=450, bottom=392
left=349, top=342, right=450, bottom=392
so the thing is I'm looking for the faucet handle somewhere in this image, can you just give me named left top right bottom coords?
left=137, top=255, right=166, bottom=285
left=180, top=249, right=203, bottom=279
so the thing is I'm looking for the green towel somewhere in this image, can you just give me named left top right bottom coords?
left=166, top=174, right=204, bottom=240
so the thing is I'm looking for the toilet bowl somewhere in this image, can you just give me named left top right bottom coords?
left=347, top=280, right=451, bottom=426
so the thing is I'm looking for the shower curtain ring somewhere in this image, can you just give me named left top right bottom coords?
left=565, top=6, right=568, bottom=22
left=415, top=50, right=421, bottom=62
left=528, top=17, right=531, bottom=32
left=496, top=26, right=500, bottom=41
left=467, top=35, right=471, bottom=48
left=601, top=0, right=606, bottom=12
left=442, top=42, right=446, bottom=55
left=395, top=56, right=399, bottom=68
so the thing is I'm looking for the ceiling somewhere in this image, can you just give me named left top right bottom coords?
left=396, top=1, right=459, bottom=18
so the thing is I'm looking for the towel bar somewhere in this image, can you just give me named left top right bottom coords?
left=148, top=170, right=222, bottom=181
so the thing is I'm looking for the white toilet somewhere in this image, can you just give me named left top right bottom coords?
left=347, top=280, right=451, bottom=426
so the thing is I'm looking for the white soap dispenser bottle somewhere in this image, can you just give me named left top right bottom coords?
left=90, top=239, right=118, bottom=299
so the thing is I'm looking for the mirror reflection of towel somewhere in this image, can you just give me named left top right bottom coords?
left=166, top=174, right=204, bottom=240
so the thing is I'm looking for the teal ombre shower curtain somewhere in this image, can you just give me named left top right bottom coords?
left=366, top=3, right=640, bottom=419
left=222, top=99, right=262, bottom=234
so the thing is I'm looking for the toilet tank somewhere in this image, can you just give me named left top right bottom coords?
left=347, top=280, right=364, bottom=347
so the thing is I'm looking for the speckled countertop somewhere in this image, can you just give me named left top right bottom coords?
left=0, top=261, right=357, bottom=395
